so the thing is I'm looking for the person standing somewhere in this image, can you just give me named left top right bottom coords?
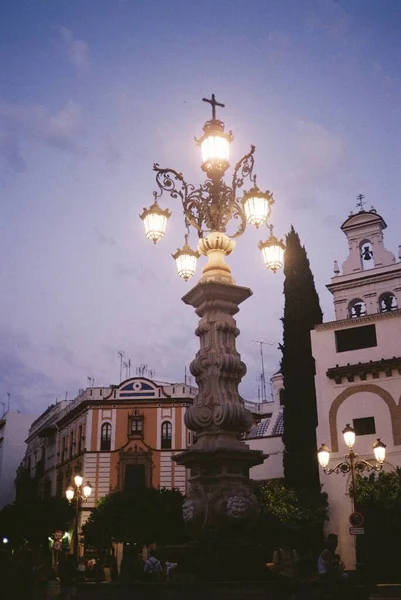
left=143, top=550, right=163, bottom=582
left=273, top=535, right=299, bottom=600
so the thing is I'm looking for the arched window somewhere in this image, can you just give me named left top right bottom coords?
left=100, top=422, right=112, bottom=451
left=379, top=292, right=398, bottom=313
left=360, top=240, right=374, bottom=270
left=161, top=421, right=172, bottom=449
left=348, top=298, right=366, bottom=319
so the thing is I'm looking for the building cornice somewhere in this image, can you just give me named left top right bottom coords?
left=327, top=356, right=401, bottom=384
left=327, top=265, right=401, bottom=293
left=314, top=308, right=401, bottom=331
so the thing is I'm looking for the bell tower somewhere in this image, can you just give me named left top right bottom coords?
left=327, top=201, right=401, bottom=320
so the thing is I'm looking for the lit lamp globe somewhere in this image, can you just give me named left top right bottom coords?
left=172, top=239, right=200, bottom=281
left=140, top=202, right=171, bottom=244
left=373, top=438, right=386, bottom=464
left=197, top=121, right=233, bottom=175
left=317, top=444, right=331, bottom=469
left=74, top=474, right=83, bottom=488
left=83, top=481, right=93, bottom=499
left=65, top=486, right=74, bottom=502
left=242, top=186, right=273, bottom=228
left=258, top=230, right=285, bottom=273
left=342, top=424, right=356, bottom=449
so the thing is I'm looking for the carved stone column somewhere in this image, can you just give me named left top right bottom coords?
left=173, top=275, right=265, bottom=539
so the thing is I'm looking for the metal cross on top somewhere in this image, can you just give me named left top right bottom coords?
left=202, top=93, right=225, bottom=120
left=356, top=193, right=366, bottom=210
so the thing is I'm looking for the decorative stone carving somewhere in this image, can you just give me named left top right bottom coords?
left=173, top=279, right=265, bottom=538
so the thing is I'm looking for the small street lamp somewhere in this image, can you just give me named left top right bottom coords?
left=65, top=474, right=92, bottom=561
left=318, top=424, right=386, bottom=511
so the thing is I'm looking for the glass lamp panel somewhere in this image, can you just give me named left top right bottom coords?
left=244, top=194, right=271, bottom=228
left=373, top=439, right=386, bottom=463
left=342, top=424, right=355, bottom=448
left=140, top=203, right=171, bottom=244
left=201, top=134, right=230, bottom=164
left=66, top=486, right=74, bottom=501
left=83, top=482, right=93, bottom=498
left=260, top=239, right=285, bottom=273
left=317, top=445, right=330, bottom=468
left=172, top=243, right=199, bottom=281
left=74, top=474, right=83, bottom=488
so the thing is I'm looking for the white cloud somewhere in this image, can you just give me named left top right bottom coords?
left=0, top=101, right=84, bottom=170
left=58, top=26, right=90, bottom=72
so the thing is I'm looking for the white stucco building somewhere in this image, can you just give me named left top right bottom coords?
left=246, top=371, right=285, bottom=481
left=311, top=206, right=401, bottom=569
left=0, top=411, right=37, bottom=509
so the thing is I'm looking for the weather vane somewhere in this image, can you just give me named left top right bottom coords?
left=356, top=193, right=366, bottom=211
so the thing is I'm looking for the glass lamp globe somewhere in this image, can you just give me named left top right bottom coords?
left=83, top=481, right=93, bottom=498
left=140, top=202, right=171, bottom=244
left=197, top=120, right=233, bottom=174
left=172, top=239, right=200, bottom=281
left=243, top=187, right=273, bottom=228
left=342, top=424, right=356, bottom=449
left=317, top=444, right=331, bottom=469
left=65, top=486, right=74, bottom=502
left=258, top=231, right=285, bottom=273
left=74, top=474, right=83, bottom=488
left=373, top=438, right=386, bottom=464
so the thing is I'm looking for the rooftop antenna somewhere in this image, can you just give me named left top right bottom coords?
left=185, top=365, right=187, bottom=385
left=251, top=341, right=273, bottom=403
left=65, top=391, right=68, bottom=401
left=123, top=359, right=131, bottom=379
left=7, top=392, right=10, bottom=413
left=0, top=402, right=5, bottom=418
left=118, top=351, right=125, bottom=383
left=87, top=376, right=94, bottom=388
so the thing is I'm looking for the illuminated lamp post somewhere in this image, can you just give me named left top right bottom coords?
left=140, top=94, right=285, bottom=539
left=66, top=474, right=92, bottom=562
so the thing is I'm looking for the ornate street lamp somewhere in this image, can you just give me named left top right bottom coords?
left=140, top=94, right=284, bottom=540
left=318, top=424, right=386, bottom=511
left=140, top=93, right=283, bottom=283
left=65, top=473, right=92, bottom=561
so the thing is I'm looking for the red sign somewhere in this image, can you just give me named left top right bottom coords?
left=349, top=512, right=364, bottom=527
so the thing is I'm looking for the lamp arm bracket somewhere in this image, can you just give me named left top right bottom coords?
left=324, top=459, right=351, bottom=475
left=153, top=164, right=204, bottom=234
left=354, top=459, right=382, bottom=474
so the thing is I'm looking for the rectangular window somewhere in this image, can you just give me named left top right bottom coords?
left=78, top=425, right=83, bottom=453
left=129, top=417, right=144, bottom=438
left=124, top=464, right=146, bottom=492
left=335, top=324, right=377, bottom=353
left=353, top=417, right=376, bottom=436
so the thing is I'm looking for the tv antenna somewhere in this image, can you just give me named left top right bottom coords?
left=136, top=364, right=155, bottom=379
left=118, top=351, right=125, bottom=383
left=123, top=359, right=131, bottom=379
left=251, top=340, right=273, bottom=403
left=87, top=376, right=94, bottom=388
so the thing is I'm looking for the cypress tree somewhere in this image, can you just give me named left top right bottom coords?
left=281, top=226, right=323, bottom=493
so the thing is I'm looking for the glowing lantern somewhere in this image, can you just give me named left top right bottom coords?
left=65, top=486, right=74, bottom=502
left=140, top=202, right=171, bottom=244
left=258, top=227, right=285, bottom=273
left=373, top=438, right=386, bottom=464
left=317, top=444, right=331, bottom=469
left=83, top=481, right=93, bottom=498
left=243, top=185, right=273, bottom=228
left=172, top=237, right=200, bottom=281
left=342, top=424, right=356, bottom=449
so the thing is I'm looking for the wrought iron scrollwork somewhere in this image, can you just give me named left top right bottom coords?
left=152, top=145, right=257, bottom=239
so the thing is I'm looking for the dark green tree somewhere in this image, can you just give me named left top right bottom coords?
left=281, top=226, right=323, bottom=493
left=82, top=487, right=186, bottom=550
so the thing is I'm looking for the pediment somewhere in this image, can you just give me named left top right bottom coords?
left=111, top=377, right=169, bottom=400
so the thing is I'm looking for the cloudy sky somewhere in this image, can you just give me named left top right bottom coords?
left=1, top=0, right=400, bottom=416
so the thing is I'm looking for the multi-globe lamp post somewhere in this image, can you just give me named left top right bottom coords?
left=66, top=474, right=92, bottom=561
left=318, top=424, right=386, bottom=511
left=140, top=94, right=285, bottom=541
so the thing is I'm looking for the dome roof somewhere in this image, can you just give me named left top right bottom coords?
left=247, top=417, right=271, bottom=439
left=271, top=410, right=284, bottom=436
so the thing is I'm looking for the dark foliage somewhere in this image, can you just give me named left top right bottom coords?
left=280, top=226, right=323, bottom=493
left=82, top=487, right=186, bottom=550
left=0, top=496, right=74, bottom=549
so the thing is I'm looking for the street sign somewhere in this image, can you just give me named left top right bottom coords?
left=349, top=512, right=364, bottom=527
left=350, top=527, right=364, bottom=535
